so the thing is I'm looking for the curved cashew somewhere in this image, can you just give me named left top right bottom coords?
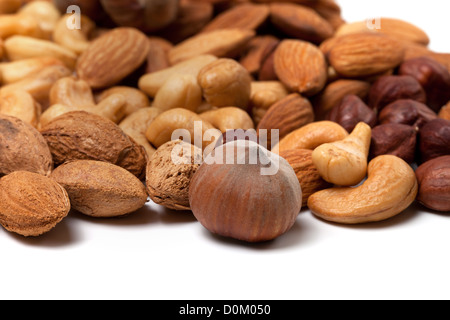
left=199, top=107, right=255, bottom=133
left=0, top=89, right=41, bottom=128
left=119, top=107, right=163, bottom=157
left=272, top=121, right=349, bottom=154
left=96, top=86, right=150, bottom=118
left=145, top=108, right=221, bottom=151
left=53, top=14, right=95, bottom=55
left=0, top=14, right=43, bottom=39
left=307, top=155, right=418, bottom=224
left=18, top=1, right=61, bottom=39
left=312, top=122, right=372, bottom=186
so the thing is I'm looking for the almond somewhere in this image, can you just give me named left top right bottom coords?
left=239, top=35, right=279, bottom=75
left=269, top=3, right=334, bottom=44
left=76, top=27, right=151, bottom=89
left=168, top=28, right=255, bottom=65
left=201, top=3, right=269, bottom=33
left=335, top=18, right=430, bottom=46
left=278, top=149, right=331, bottom=207
left=257, top=93, right=314, bottom=148
left=327, top=33, right=405, bottom=78
left=273, top=39, right=327, bottom=96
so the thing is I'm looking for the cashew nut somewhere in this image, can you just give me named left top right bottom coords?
left=249, top=81, right=290, bottom=125
left=53, top=14, right=95, bottom=55
left=272, top=121, right=349, bottom=154
left=145, top=108, right=221, bottom=151
left=18, top=0, right=61, bottom=39
left=199, top=107, right=255, bottom=133
left=307, top=155, right=418, bottom=224
left=0, top=13, right=43, bottom=39
left=312, top=122, right=372, bottom=186
left=0, top=89, right=41, bottom=128
left=96, top=86, right=150, bottom=118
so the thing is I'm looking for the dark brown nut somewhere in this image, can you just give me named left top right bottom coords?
left=368, top=75, right=427, bottom=111
left=258, top=49, right=277, bottom=81
left=378, top=99, right=438, bottom=130
left=239, top=35, right=279, bottom=76
left=40, top=111, right=147, bottom=179
left=415, top=156, right=450, bottom=212
left=439, top=101, right=450, bottom=120
left=419, top=118, right=450, bottom=163
left=326, top=94, right=377, bottom=133
left=369, top=123, right=417, bottom=164
left=399, top=56, right=450, bottom=112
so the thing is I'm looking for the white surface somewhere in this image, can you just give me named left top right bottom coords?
left=1, top=1, right=450, bottom=301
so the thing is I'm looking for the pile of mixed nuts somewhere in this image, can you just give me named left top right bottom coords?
left=0, top=0, right=448, bottom=242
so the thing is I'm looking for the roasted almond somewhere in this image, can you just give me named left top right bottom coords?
left=201, top=3, right=269, bottom=33
left=269, top=2, right=335, bottom=44
left=273, top=39, right=327, bottom=96
left=239, top=35, right=279, bottom=75
left=168, top=28, right=255, bottom=65
left=327, top=33, right=405, bottom=78
left=76, top=27, right=151, bottom=89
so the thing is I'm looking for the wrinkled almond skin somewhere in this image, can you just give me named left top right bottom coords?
left=51, top=160, right=148, bottom=218
left=415, top=156, right=450, bottom=212
left=77, top=27, right=151, bottom=89
left=279, top=148, right=331, bottom=207
left=368, top=75, right=427, bottom=111
left=40, top=111, right=147, bottom=179
left=378, top=99, right=437, bottom=130
left=0, top=171, right=70, bottom=237
left=419, top=118, right=450, bottom=163
left=0, top=114, right=53, bottom=177
left=274, top=39, right=327, bottom=96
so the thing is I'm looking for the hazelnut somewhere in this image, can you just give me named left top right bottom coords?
left=399, top=56, right=450, bottom=112
left=370, top=123, right=417, bottom=164
left=368, top=75, right=427, bottom=111
left=189, top=140, right=302, bottom=242
left=378, top=99, right=437, bottom=130
left=415, top=156, right=450, bottom=212
left=419, top=118, right=450, bottom=163
left=326, top=94, right=377, bottom=133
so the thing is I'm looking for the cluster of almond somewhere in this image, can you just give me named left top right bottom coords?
left=0, top=0, right=448, bottom=242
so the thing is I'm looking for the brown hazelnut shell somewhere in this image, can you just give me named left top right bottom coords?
left=378, top=99, right=437, bottom=130
left=418, top=118, right=450, bottom=163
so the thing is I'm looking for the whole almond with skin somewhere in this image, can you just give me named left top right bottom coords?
left=269, top=3, right=334, bottom=44
left=51, top=160, right=148, bottom=218
left=77, top=27, right=151, bottom=89
left=274, top=39, right=327, bottom=96
left=168, top=28, right=255, bottom=65
left=0, top=114, right=53, bottom=177
left=257, top=93, right=314, bottom=148
left=239, top=35, right=279, bottom=75
left=40, top=111, right=147, bottom=180
left=327, top=33, right=405, bottom=78
left=279, top=148, right=331, bottom=207
left=201, top=3, right=269, bottom=33
left=0, top=171, right=70, bottom=237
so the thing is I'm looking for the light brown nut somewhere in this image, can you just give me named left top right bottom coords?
left=138, top=54, right=218, bottom=97
left=257, top=93, right=315, bottom=148
left=0, top=56, right=65, bottom=85
left=145, top=37, right=171, bottom=74
left=4, top=35, right=77, bottom=69
left=312, top=122, right=372, bottom=186
left=0, top=14, right=43, bottom=39
left=0, top=0, right=21, bottom=14
left=40, top=111, right=147, bottom=180
left=199, top=107, right=255, bottom=133
left=0, top=89, right=41, bottom=128
left=415, top=156, right=450, bottom=212
left=0, top=113, right=53, bottom=177
left=327, top=33, right=405, bottom=78
left=312, top=79, right=371, bottom=120
left=308, top=155, right=418, bottom=224
left=197, top=58, right=252, bottom=109
left=249, top=81, right=290, bottom=125
left=96, top=86, right=150, bottom=118
left=272, top=120, right=349, bottom=155
left=18, top=0, right=61, bottom=39
left=53, top=13, right=95, bottom=55
left=39, top=103, right=77, bottom=128
left=76, top=27, right=151, bottom=89
left=146, top=139, right=203, bottom=211
left=152, top=74, right=202, bottom=112
left=145, top=108, right=221, bottom=151
left=51, top=160, right=148, bottom=218
left=119, top=107, right=162, bottom=157
left=0, top=171, right=70, bottom=237
left=49, top=76, right=95, bottom=110
left=269, top=2, right=334, bottom=44
left=335, top=18, right=430, bottom=46
left=279, top=148, right=331, bottom=207
left=168, top=28, right=255, bottom=65
left=439, top=102, right=450, bottom=120
left=273, top=39, right=327, bottom=96
left=201, top=2, right=269, bottom=33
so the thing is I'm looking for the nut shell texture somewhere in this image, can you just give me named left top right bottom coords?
left=0, top=171, right=70, bottom=236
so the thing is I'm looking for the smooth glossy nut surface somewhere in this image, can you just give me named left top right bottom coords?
left=378, top=99, right=437, bottom=130
left=419, top=118, right=450, bottom=163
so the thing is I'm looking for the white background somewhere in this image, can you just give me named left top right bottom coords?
left=1, top=1, right=449, bottom=300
